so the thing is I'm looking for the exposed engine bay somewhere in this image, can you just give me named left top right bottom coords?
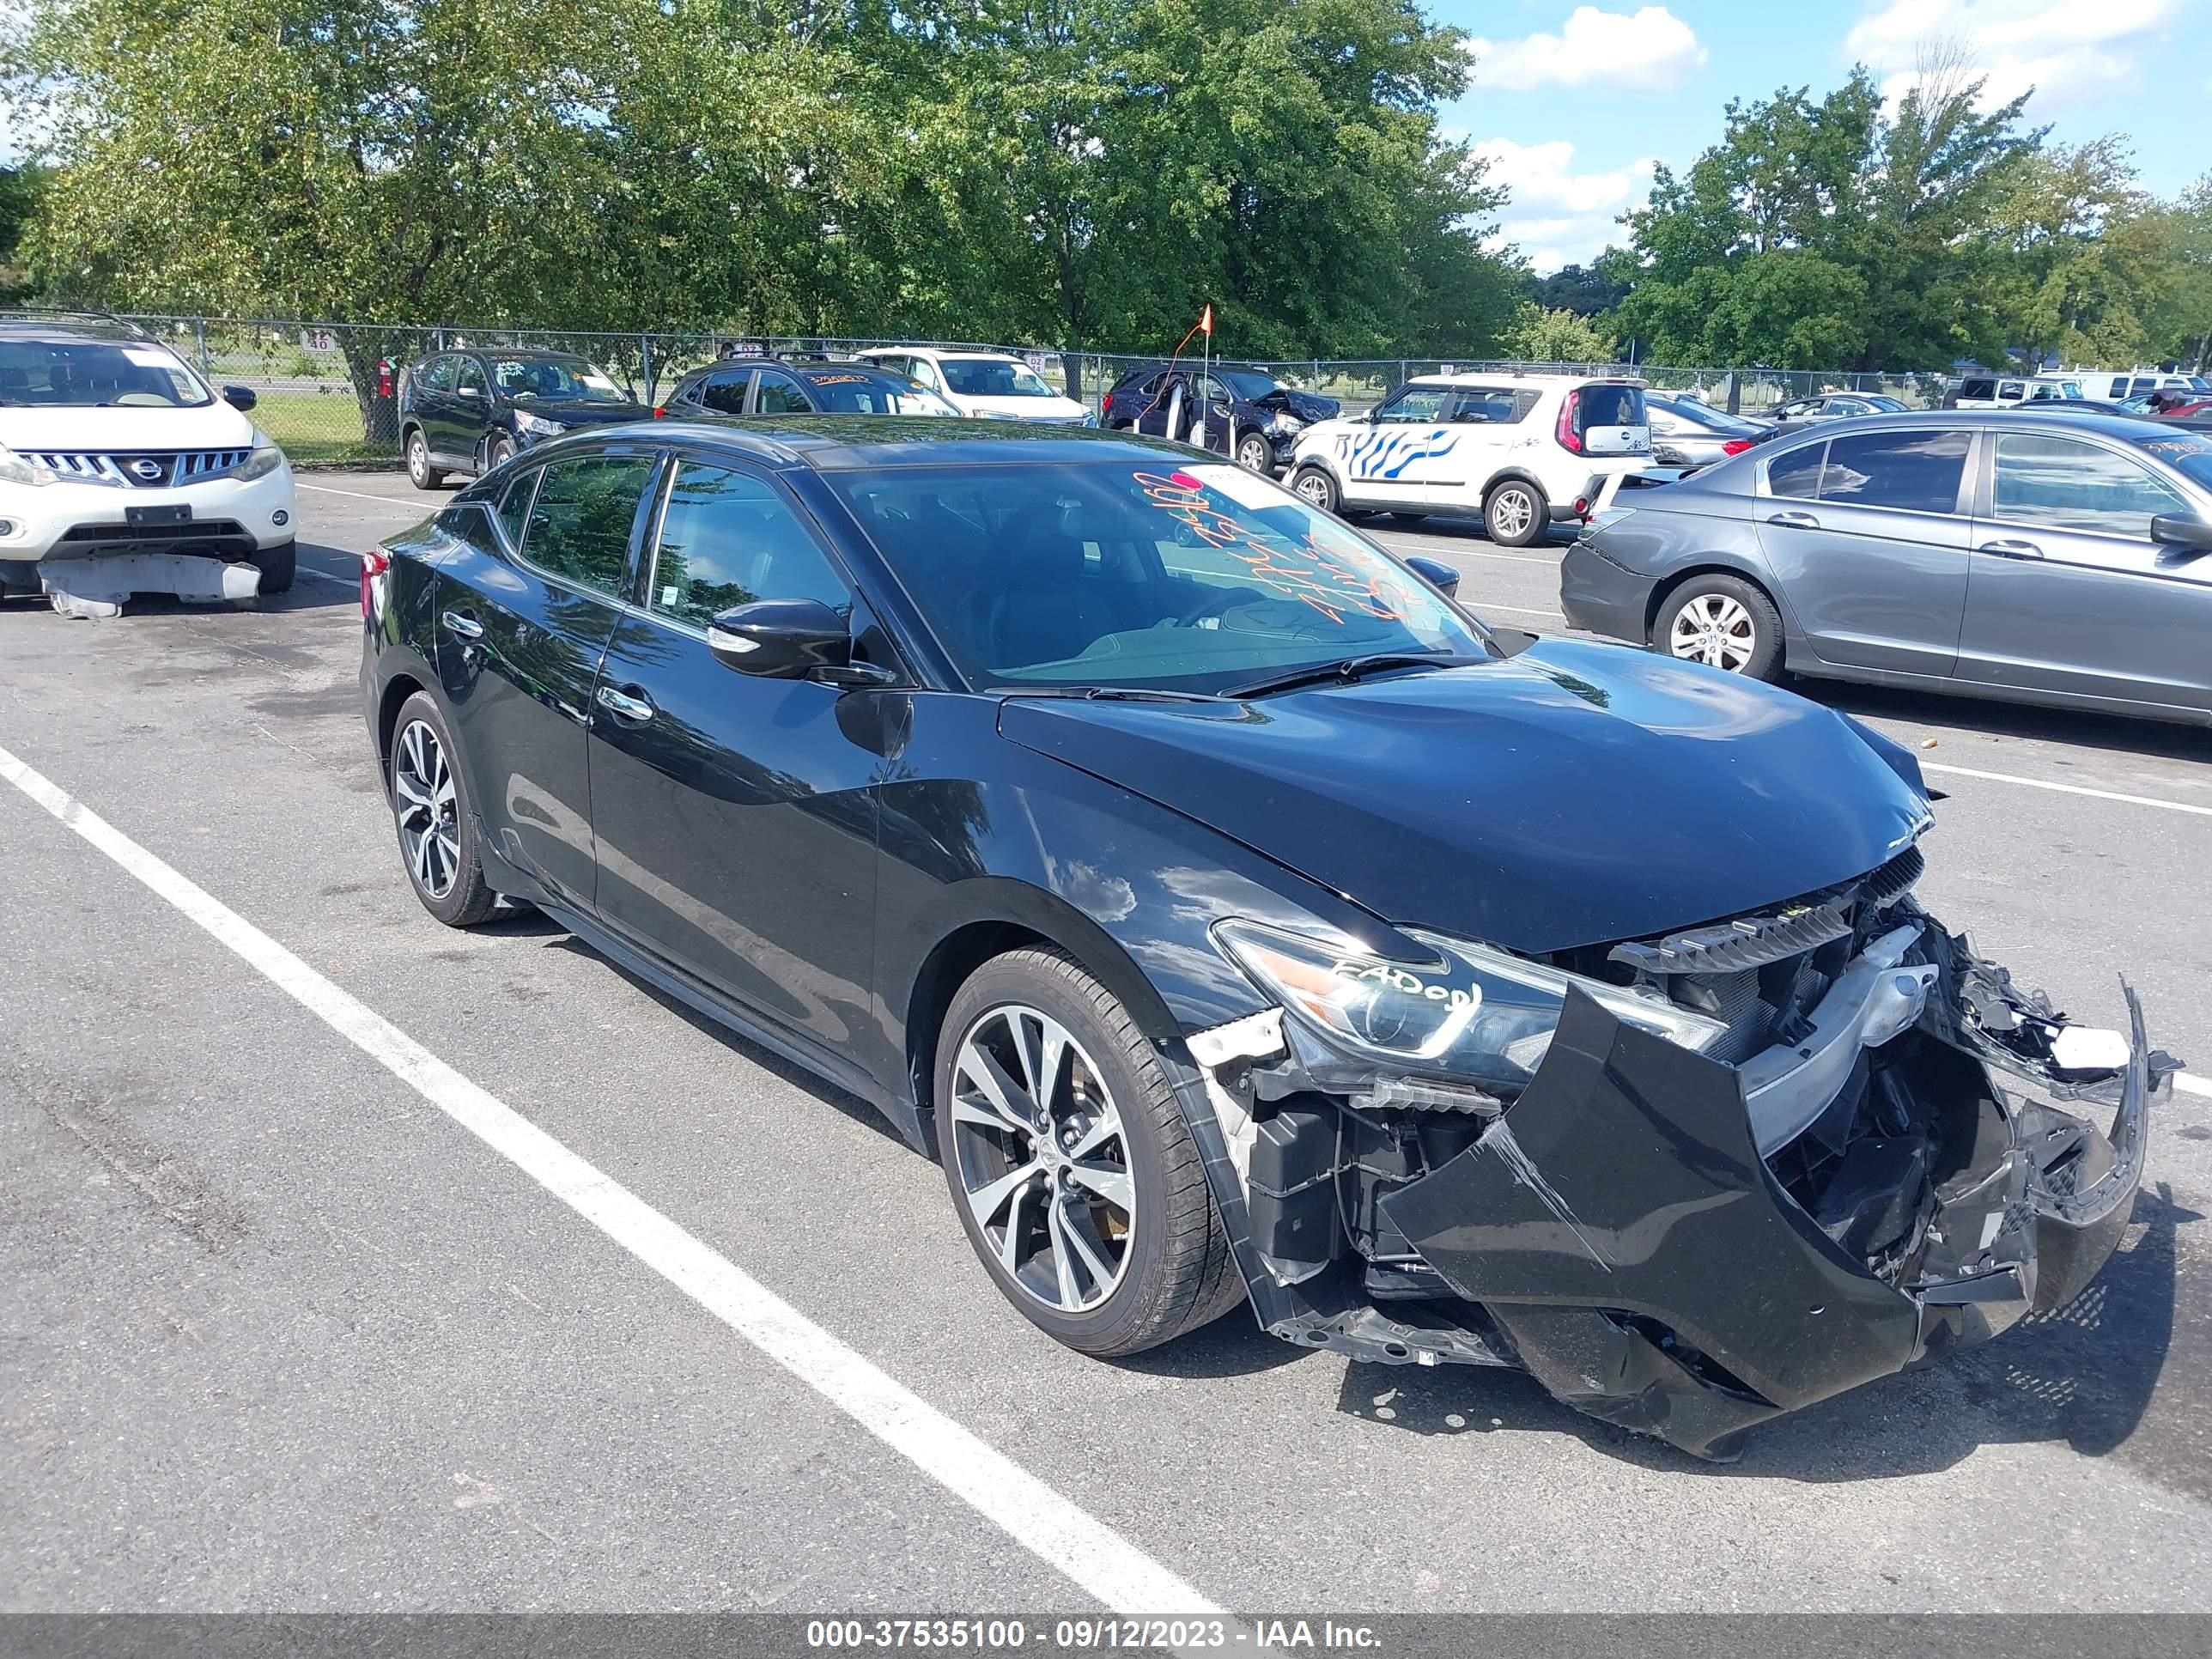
left=1185, top=845, right=2177, bottom=1458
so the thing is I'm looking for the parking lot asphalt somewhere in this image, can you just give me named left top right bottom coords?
left=3, top=470, right=2211, bottom=1615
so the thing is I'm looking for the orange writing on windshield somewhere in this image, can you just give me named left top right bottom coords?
left=1133, top=471, right=1411, bottom=625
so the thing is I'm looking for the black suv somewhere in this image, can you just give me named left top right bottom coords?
left=655, top=357, right=960, bottom=420
left=399, top=349, right=651, bottom=489
left=1100, top=365, right=1339, bottom=473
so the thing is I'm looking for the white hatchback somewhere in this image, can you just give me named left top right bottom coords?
left=855, top=346, right=1091, bottom=423
left=0, top=315, right=298, bottom=614
left=1286, top=373, right=1653, bottom=545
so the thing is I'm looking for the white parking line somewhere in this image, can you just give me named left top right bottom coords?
left=2179, top=1073, right=2212, bottom=1101
left=1374, top=536, right=1559, bottom=568
left=1470, top=600, right=1569, bottom=622
left=1922, top=763, right=2212, bottom=820
left=0, top=741, right=1220, bottom=1618
left=295, top=566, right=356, bottom=590
left=296, top=480, right=419, bottom=505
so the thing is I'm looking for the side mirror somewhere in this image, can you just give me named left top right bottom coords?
left=708, top=597, right=893, bottom=684
left=221, top=385, right=258, bottom=412
left=2150, top=513, right=2212, bottom=555
left=1402, top=554, right=1460, bottom=598
left=459, top=385, right=482, bottom=399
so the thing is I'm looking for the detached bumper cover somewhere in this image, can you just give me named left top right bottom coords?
left=1372, top=942, right=2164, bottom=1457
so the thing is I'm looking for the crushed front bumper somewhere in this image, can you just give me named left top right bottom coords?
left=1192, top=919, right=2172, bottom=1459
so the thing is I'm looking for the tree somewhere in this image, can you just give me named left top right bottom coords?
left=1523, top=262, right=1627, bottom=318
left=2138, top=176, right=2212, bottom=373
left=1498, top=301, right=1614, bottom=363
left=0, top=163, right=46, bottom=303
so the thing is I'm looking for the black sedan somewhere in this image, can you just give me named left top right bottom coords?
left=654, top=357, right=960, bottom=420
left=1101, top=365, right=1338, bottom=474
left=361, top=417, right=2166, bottom=1459
left=399, top=349, right=651, bottom=489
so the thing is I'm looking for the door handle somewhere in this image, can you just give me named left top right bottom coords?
left=441, top=609, right=484, bottom=641
left=1978, top=539, right=2044, bottom=560
left=1765, top=510, right=1819, bottom=529
left=594, top=684, right=655, bottom=723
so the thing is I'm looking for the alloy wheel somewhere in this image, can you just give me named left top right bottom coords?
left=948, top=1003, right=1135, bottom=1313
left=1670, top=592, right=1757, bottom=672
left=1489, top=487, right=1534, bottom=540
left=1237, top=434, right=1272, bottom=472
left=1293, top=471, right=1332, bottom=509
left=392, top=719, right=462, bottom=899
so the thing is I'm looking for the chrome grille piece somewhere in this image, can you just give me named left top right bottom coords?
left=23, top=449, right=252, bottom=488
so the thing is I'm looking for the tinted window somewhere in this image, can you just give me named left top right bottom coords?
left=699, top=370, right=750, bottom=416
left=1576, top=385, right=1644, bottom=428
left=805, top=372, right=957, bottom=416
left=422, top=357, right=456, bottom=393
left=647, top=464, right=850, bottom=629
left=456, top=359, right=485, bottom=398
left=1449, top=387, right=1530, bottom=425
left=1375, top=386, right=1451, bottom=423
left=754, top=373, right=812, bottom=415
left=1959, top=379, right=1995, bottom=399
left=1991, top=434, right=2189, bottom=538
left=1816, top=429, right=1970, bottom=514
left=495, top=468, right=539, bottom=549
left=1766, top=441, right=1826, bottom=499
left=0, top=337, right=211, bottom=409
left=1997, top=382, right=2024, bottom=399
left=520, top=454, right=654, bottom=595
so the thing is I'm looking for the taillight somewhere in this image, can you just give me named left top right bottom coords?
left=1554, top=388, right=1582, bottom=453
left=653, top=405, right=667, bottom=419
left=361, top=548, right=391, bottom=623
left=1722, top=438, right=1754, bottom=455
left=1102, top=392, right=1115, bottom=419
left=1572, top=496, right=1590, bottom=517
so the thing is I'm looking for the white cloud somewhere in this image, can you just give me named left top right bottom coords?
left=1475, top=138, right=1656, bottom=270
left=1468, top=6, right=1709, bottom=92
left=1846, top=0, right=2181, bottom=112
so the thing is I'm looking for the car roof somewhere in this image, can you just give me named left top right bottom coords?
left=612, top=415, right=1192, bottom=470
left=1769, top=407, right=2177, bottom=445
left=0, top=315, right=160, bottom=346
left=1406, top=371, right=1635, bottom=388
left=861, top=346, right=1027, bottom=362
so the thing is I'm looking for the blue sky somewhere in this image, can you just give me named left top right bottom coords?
left=1433, top=0, right=2212, bottom=272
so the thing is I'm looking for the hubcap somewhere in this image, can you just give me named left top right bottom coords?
left=392, top=719, right=462, bottom=899
left=1491, top=489, right=1534, bottom=538
left=1239, top=437, right=1270, bottom=471
left=950, top=1004, right=1134, bottom=1313
left=409, top=438, right=426, bottom=479
left=1295, top=473, right=1330, bottom=507
left=1670, top=593, right=1757, bottom=672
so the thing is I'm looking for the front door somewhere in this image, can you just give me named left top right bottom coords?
left=1955, top=429, right=2212, bottom=715
left=441, top=356, right=490, bottom=467
left=1330, top=382, right=1461, bottom=511
left=434, top=447, right=661, bottom=907
left=1753, top=426, right=1975, bottom=678
left=750, top=368, right=813, bottom=415
left=586, top=455, right=886, bottom=1057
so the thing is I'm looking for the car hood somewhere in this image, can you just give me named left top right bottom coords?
left=999, top=640, right=1932, bottom=954
left=956, top=394, right=1090, bottom=422
left=509, top=397, right=653, bottom=425
left=1263, top=388, right=1340, bottom=422
left=0, top=403, right=258, bottom=451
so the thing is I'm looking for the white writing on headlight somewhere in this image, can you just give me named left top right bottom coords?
left=1332, top=960, right=1481, bottom=1011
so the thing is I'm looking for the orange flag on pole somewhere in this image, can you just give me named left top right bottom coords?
left=1200, top=303, right=1213, bottom=336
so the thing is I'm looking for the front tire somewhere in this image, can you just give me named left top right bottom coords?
left=405, top=429, right=446, bottom=490
left=1290, top=464, right=1340, bottom=516
left=387, top=692, right=497, bottom=926
left=1483, top=479, right=1546, bottom=547
left=935, top=948, right=1243, bottom=1357
left=484, top=434, right=516, bottom=472
left=1236, top=432, right=1273, bottom=473
left=1654, top=574, right=1784, bottom=681
left=248, top=539, right=295, bottom=595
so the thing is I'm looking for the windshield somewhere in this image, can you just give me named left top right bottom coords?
left=492, top=356, right=629, bottom=404
left=1650, top=396, right=1761, bottom=436
left=2143, top=432, right=2212, bottom=491
left=0, top=337, right=212, bottom=408
left=827, top=459, right=1489, bottom=693
left=1219, top=370, right=1282, bottom=401
left=937, top=357, right=1056, bottom=398
left=807, top=374, right=959, bottom=415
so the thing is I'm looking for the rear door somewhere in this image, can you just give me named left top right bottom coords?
left=692, top=367, right=753, bottom=416
left=434, top=445, right=661, bottom=908
left=585, top=453, right=888, bottom=1060
left=1753, top=425, right=1975, bottom=678
left=1956, top=429, right=2212, bottom=714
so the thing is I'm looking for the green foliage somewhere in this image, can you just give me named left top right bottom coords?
left=1522, top=262, right=1626, bottom=319
left=0, top=163, right=45, bottom=302
left=1498, top=301, right=1613, bottom=363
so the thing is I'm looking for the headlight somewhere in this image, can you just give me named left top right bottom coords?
left=237, top=429, right=286, bottom=480
left=1264, top=412, right=1305, bottom=436
left=1214, top=919, right=1726, bottom=1092
left=0, top=446, right=58, bottom=488
left=514, top=411, right=566, bottom=439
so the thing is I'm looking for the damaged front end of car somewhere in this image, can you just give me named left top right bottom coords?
left=1182, top=844, right=2178, bottom=1459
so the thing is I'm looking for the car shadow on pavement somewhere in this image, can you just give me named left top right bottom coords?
left=1326, top=1183, right=2206, bottom=1491
left=538, top=933, right=916, bottom=1152
left=1808, top=678, right=2212, bottom=765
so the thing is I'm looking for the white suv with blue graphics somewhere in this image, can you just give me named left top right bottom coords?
left=1286, top=372, right=1652, bottom=545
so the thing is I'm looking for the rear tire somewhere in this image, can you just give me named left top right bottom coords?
left=1290, top=464, right=1340, bottom=516
left=405, top=429, right=446, bottom=490
left=935, top=948, right=1244, bottom=1357
left=249, top=539, right=295, bottom=595
left=1653, top=574, right=1784, bottom=682
left=387, top=692, right=497, bottom=926
left=1483, top=479, right=1546, bottom=547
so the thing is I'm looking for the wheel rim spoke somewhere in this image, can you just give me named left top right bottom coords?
left=1054, top=1196, right=1120, bottom=1302
left=965, top=1157, right=1043, bottom=1231
left=1066, top=1161, right=1133, bottom=1212
left=954, top=1043, right=1037, bottom=1135
left=1046, top=1200, right=1085, bottom=1308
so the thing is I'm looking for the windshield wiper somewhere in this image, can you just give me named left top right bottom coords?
left=998, top=685, right=1222, bottom=703
left=1223, top=653, right=1474, bottom=701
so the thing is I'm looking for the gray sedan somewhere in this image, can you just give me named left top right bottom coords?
left=1559, top=410, right=2212, bottom=725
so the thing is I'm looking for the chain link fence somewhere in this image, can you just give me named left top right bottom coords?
left=116, top=314, right=1959, bottom=465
